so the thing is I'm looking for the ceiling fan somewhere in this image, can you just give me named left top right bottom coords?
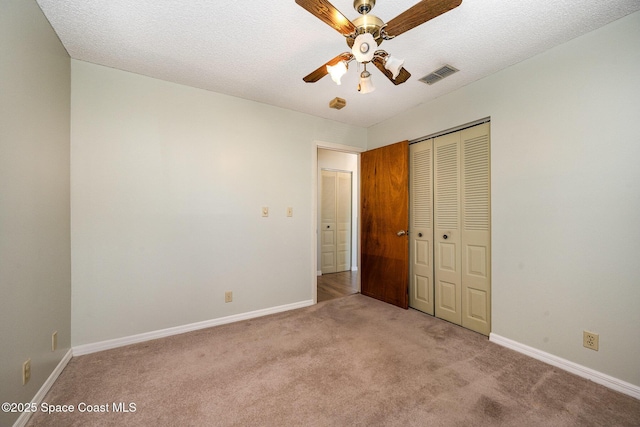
left=296, top=0, right=462, bottom=93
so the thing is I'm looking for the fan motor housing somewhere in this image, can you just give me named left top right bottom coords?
left=347, top=14, right=385, bottom=48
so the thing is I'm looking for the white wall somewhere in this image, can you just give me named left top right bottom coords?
left=70, top=60, right=367, bottom=346
left=368, top=12, right=640, bottom=387
left=317, top=149, right=359, bottom=273
left=0, top=1, right=71, bottom=425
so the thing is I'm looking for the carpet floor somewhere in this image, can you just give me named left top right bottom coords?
left=26, top=294, right=640, bottom=426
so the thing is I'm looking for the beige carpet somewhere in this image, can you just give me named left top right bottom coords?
left=27, top=294, right=640, bottom=426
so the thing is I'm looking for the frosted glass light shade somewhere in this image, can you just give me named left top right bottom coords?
left=384, top=55, right=404, bottom=80
left=358, top=70, right=375, bottom=94
left=326, top=61, right=348, bottom=85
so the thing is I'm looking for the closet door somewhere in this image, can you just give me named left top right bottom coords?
left=434, top=132, right=462, bottom=325
left=320, top=170, right=337, bottom=274
left=409, top=140, right=434, bottom=315
left=321, top=170, right=352, bottom=274
left=461, top=123, right=491, bottom=335
left=336, top=171, right=352, bottom=272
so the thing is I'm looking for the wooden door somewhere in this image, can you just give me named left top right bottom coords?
left=409, top=139, right=434, bottom=315
left=434, top=132, right=462, bottom=324
left=361, top=141, right=409, bottom=309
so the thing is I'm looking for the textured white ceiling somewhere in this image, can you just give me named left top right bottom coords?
left=36, top=0, right=640, bottom=128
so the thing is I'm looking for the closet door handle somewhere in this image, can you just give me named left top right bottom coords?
left=418, top=232, right=423, bottom=238
left=443, top=234, right=448, bottom=240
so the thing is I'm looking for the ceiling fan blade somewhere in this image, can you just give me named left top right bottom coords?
left=385, top=0, right=462, bottom=38
left=303, top=53, right=353, bottom=83
left=295, top=0, right=357, bottom=36
left=372, top=56, right=411, bottom=85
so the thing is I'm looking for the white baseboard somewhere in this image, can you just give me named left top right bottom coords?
left=13, top=349, right=73, bottom=427
left=73, top=299, right=315, bottom=356
left=490, top=333, right=640, bottom=400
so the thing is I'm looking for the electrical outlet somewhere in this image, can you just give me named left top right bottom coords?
left=52, top=331, right=58, bottom=352
left=23, top=359, right=31, bottom=385
left=225, top=291, right=233, bottom=303
left=583, top=331, right=599, bottom=351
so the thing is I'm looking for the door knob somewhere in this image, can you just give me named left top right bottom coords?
left=418, top=232, right=423, bottom=237
left=443, top=234, right=448, bottom=240
left=396, top=230, right=407, bottom=236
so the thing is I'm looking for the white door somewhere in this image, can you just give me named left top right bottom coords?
left=461, top=123, right=491, bottom=335
left=321, top=169, right=352, bottom=274
left=320, top=170, right=337, bottom=274
left=409, top=140, right=434, bottom=315
left=434, top=132, right=462, bottom=325
left=410, top=123, right=491, bottom=335
left=336, top=171, right=352, bottom=272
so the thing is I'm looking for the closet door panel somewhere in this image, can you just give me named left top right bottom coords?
left=461, top=123, right=491, bottom=335
left=434, top=132, right=462, bottom=325
left=336, top=171, right=352, bottom=272
left=320, top=170, right=337, bottom=274
left=409, top=140, right=434, bottom=314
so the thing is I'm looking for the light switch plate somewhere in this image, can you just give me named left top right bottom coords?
left=261, top=207, right=269, bottom=217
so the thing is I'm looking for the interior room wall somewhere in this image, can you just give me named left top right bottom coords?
left=0, top=1, right=72, bottom=426
left=70, top=60, right=367, bottom=346
left=367, top=11, right=640, bottom=387
left=317, top=149, right=359, bottom=274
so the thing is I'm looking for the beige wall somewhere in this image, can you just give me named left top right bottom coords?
left=368, top=11, right=640, bottom=387
left=70, top=60, right=367, bottom=346
left=0, top=1, right=71, bottom=426
left=3, top=5, right=638, bottom=423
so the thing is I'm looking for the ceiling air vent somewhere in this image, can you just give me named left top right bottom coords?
left=419, top=65, right=459, bottom=85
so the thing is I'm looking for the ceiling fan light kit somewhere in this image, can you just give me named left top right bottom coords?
left=296, top=0, right=462, bottom=93
left=384, top=55, right=405, bottom=80
left=327, top=61, right=348, bottom=85
left=358, top=69, right=375, bottom=94
left=352, top=33, right=376, bottom=63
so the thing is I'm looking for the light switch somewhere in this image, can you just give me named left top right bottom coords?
left=262, top=206, right=269, bottom=217
left=287, top=207, right=293, bottom=217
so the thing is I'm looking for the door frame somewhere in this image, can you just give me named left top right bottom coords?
left=311, top=141, right=365, bottom=304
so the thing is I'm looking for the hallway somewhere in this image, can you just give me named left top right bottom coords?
left=317, top=271, right=358, bottom=302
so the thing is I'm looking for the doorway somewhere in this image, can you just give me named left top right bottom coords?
left=314, top=145, right=363, bottom=303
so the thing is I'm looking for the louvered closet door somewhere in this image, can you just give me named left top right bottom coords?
left=461, top=123, right=491, bottom=335
left=434, top=132, right=462, bottom=325
left=409, top=140, right=434, bottom=315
